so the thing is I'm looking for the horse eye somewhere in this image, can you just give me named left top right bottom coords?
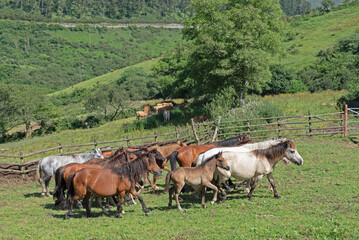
left=290, top=150, right=295, bottom=153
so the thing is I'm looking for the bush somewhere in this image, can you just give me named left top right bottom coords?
left=337, top=86, right=359, bottom=110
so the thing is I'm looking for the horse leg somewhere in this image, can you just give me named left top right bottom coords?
left=40, top=175, right=51, bottom=197
left=115, top=191, right=126, bottom=218
left=174, top=183, right=185, bottom=211
left=247, top=181, right=259, bottom=201
left=95, top=196, right=109, bottom=215
left=130, top=188, right=150, bottom=215
left=203, top=182, right=219, bottom=205
left=218, top=187, right=227, bottom=202
left=244, top=180, right=251, bottom=194
left=83, top=192, right=92, bottom=218
left=201, top=187, right=207, bottom=209
left=267, top=173, right=281, bottom=199
left=152, top=175, right=159, bottom=190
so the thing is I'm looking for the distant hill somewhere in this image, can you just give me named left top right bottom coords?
left=307, top=0, right=345, bottom=8
left=281, top=1, right=359, bottom=69
left=0, top=20, right=181, bottom=92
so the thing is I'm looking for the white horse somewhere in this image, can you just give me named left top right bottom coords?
left=196, top=139, right=288, bottom=194
left=163, top=110, right=170, bottom=123
left=207, top=139, right=303, bottom=200
left=36, top=148, right=104, bottom=197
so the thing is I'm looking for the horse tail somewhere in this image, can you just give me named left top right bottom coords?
left=169, top=151, right=178, bottom=171
left=36, top=160, right=42, bottom=183
left=163, top=172, right=173, bottom=193
left=53, top=167, right=66, bottom=204
left=65, top=172, right=76, bottom=208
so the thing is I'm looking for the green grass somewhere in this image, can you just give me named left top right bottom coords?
left=49, top=59, right=159, bottom=97
left=281, top=1, right=359, bottom=69
left=1, top=136, right=358, bottom=239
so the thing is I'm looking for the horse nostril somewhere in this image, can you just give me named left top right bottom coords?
left=226, top=166, right=230, bottom=171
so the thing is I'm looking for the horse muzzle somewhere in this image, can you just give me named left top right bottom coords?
left=155, top=170, right=162, bottom=177
left=224, top=166, right=230, bottom=171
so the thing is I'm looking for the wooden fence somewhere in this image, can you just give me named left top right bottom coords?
left=1, top=105, right=358, bottom=178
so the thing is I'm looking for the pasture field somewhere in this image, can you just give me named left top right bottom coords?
left=1, top=136, right=358, bottom=239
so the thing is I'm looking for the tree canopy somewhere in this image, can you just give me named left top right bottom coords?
left=156, top=0, right=286, bottom=100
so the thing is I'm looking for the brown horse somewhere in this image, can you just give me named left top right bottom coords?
left=164, top=152, right=230, bottom=211
left=53, top=149, right=130, bottom=208
left=65, top=152, right=162, bottom=219
left=169, top=134, right=251, bottom=170
left=147, top=141, right=187, bottom=189
left=126, top=142, right=187, bottom=190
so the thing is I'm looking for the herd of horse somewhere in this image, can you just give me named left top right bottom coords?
left=35, top=134, right=304, bottom=219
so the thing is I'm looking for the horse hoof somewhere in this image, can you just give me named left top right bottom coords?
left=275, top=195, right=281, bottom=199
left=121, top=210, right=125, bottom=214
left=115, top=214, right=122, bottom=218
left=145, top=211, right=150, bottom=216
left=202, top=205, right=207, bottom=209
left=210, top=201, right=215, bottom=205
left=103, top=211, right=109, bottom=215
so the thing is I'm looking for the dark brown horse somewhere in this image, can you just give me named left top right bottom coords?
left=53, top=149, right=129, bottom=205
left=169, top=135, right=251, bottom=170
left=164, top=152, right=230, bottom=211
left=64, top=152, right=162, bottom=219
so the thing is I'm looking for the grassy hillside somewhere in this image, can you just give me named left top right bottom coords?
left=49, top=59, right=159, bottom=97
left=281, top=1, right=359, bottom=69
left=308, top=0, right=344, bottom=8
left=0, top=20, right=181, bottom=91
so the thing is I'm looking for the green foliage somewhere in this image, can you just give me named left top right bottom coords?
left=337, top=85, right=359, bottom=109
left=116, top=67, right=159, bottom=100
left=321, top=0, right=336, bottom=11
left=0, top=84, right=49, bottom=139
left=280, top=0, right=312, bottom=16
left=0, top=0, right=190, bottom=23
left=298, top=34, right=359, bottom=92
left=262, top=65, right=307, bottom=95
left=206, top=87, right=239, bottom=119
left=179, top=0, right=286, bottom=98
left=84, top=84, right=130, bottom=121
left=0, top=20, right=181, bottom=92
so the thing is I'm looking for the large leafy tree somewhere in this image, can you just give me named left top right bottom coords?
left=181, top=0, right=286, bottom=100
left=0, top=84, right=47, bottom=138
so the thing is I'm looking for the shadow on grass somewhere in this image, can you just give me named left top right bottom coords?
left=24, top=192, right=43, bottom=198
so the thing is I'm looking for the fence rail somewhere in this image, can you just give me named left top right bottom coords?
left=1, top=105, right=358, bottom=178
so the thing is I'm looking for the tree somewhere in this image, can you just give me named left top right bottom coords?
left=0, top=84, right=47, bottom=138
left=84, top=84, right=129, bottom=121
left=181, top=0, right=286, bottom=100
left=321, top=0, right=335, bottom=11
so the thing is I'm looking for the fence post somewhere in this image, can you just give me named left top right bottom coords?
left=212, top=116, right=221, bottom=142
left=277, top=115, right=281, bottom=138
left=126, top=136, right=130, bottom=147
left=94, top=139, right=98, bottom=149
left=308, top=110, right=312, bottom=137
left=58, top=143, right=63, bottom=155
left=344, top=104, right=348, bottom=137
left=191, top=118, right=200, bottom=144
left=154, top=132, right=158, bottom=144
left=246, top=120, right=250, bottom=135
left=175, top=127, right=179, bottom=141
left=20, top=152, right=25, bottom=179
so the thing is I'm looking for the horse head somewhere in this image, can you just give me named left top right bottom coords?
left=214, top=152, right=230, bottom=171
left=146, top=152, right=162, bottom=177
left=283, top=140, right=303, bottom=166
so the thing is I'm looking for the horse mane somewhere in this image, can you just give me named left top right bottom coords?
left=96, top=151, right=127, bottom=167
left=254, top=140, right=293, bottom=160
left=111, top=153, right=151, bottom=184
left=214, top=135, right=251, bottom=147
left=198, top=153, right=218, bottom=166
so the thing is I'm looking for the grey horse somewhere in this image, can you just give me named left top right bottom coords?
left=36, top=148, right=104, bottom=197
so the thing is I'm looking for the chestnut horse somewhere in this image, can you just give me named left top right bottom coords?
left=164, top=152, right=230, bottom=211
left=65, top=152, right=162, bottom=219
left=169, top=134, right=251, bottom=170
left=127, top=142, right=187, bottom=190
